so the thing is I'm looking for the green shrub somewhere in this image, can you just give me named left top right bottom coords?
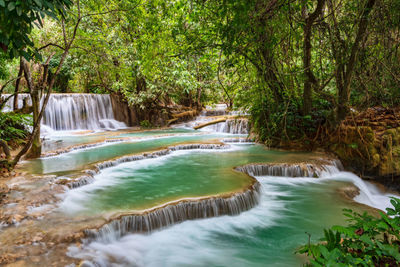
left=0, top=112, right=32, bottom=142
left=298, top=198, right=400, bottom=266
left=140, top=120, right=152, bottom=128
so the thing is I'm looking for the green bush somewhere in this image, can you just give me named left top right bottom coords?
left=251, top=98, right=333, bottom=144
left=0, top=112, right=32, bottom=142
left=298, top=198, right=400, bottom=266
left=140, top=120, right=152, bottom=128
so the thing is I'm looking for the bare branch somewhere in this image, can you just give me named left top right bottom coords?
left=38, top=43, right=66, bottom=51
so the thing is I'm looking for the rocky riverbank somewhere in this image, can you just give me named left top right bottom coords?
left=327, top=107, right=400, bottom=191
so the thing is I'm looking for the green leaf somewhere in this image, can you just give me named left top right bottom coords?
left=8, top=2, right=15, bottom=11
left=33, top=0, right=42, bottom=8
left=0, top=0, right=5, bottom=7
left=16, top=6, right=22, bottom=16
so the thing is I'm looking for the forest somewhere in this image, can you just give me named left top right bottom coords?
left=0, top=0, right=400, bottom=266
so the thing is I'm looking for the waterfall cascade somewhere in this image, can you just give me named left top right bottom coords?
left=1, top=94, right=126, bottom=131
left=236, top=160, right=344, bottom=178
left=198, top=119, right=249, bottom=134
left=43, top=94, right=125, bottom=130
left=85, top=182, right=261, bottom=241
left=192, top=117, right=250, bottom=134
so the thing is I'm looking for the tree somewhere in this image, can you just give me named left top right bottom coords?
left=0, top=0, right=77, bottom=164
left=327, top=0, right=377, bottom=121
left=0, top=0, right=72, bottom=59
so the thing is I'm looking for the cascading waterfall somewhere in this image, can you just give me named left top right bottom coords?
left=236, top=159, right=398, bottom=212
left=85, top=182, right=260, bottom=241
left=62, top=142, right=261, bottom=241
left=235, top=160, right=343, bottom=178
left=1, top=94, right=126, bottom=131
left=222, top=138, right=254, bottom=143
left=200, top=118, right=250, bottom=134
left=43, top=94, right=125, bottom=130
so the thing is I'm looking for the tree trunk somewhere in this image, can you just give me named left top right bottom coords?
left=26, top=90, right=41, bottom=158
left=0, top=140, right=11, bottom=160
left=13, top=58, right=23, bottom=111
left=302, top=0, right=325, bottom=115
left=196, top=87, right=202, bottom=110
left=335, top=0, right=376, bottom=121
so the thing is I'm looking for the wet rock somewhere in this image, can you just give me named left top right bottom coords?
left=8, top=214, right=24, bottom=224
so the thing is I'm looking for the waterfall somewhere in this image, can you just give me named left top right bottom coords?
left=43, top=94, right=125, bottom=131
left=200, top=119, right=250, bottom=134
left=1, top=94, right=126, bottom=131
left=222, top=138, right=254, bottom=143
left=235, top=160, right=343, bottom=178
left=1, top=93, right=31, bottom=112
left=85, top=182, right=261, bottom=241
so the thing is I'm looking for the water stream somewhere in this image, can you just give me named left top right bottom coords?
left=2, top=94, right=126, bottom=131
left=2, top=96, right=398, bottom=266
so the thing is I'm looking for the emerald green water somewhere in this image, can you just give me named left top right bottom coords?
left=27, top=131, right=248, bottom=175
left=30, top=127, right=388, bottom=266
left=61, top=144, right=303, bottom=214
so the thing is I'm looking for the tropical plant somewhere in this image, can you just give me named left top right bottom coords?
left=298, top=197, right=400, bottom=266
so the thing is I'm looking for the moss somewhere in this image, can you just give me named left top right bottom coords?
left=372, top=154, right=380, bottom=168
left=393, top=146, right=400, bottom=157
left=365, top=132, right=376, bottom=143
left=385, top=128, right=397, bottom=137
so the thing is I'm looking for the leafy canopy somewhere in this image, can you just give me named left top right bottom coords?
left=0, top=0, right=72, bottom=59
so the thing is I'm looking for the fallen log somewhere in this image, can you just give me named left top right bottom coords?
left=166, top=118, right=179, bottom=125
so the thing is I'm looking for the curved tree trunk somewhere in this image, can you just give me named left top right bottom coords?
left=302, top=0, right=325, bottom=115
left=0, top=140, right=11, bottom=161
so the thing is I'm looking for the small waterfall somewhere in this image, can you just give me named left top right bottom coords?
left=201, top=119, right=250, bottom=134
left=222, top=138, right=254, bottom=143
left=1, top=94, right=126, bottom=131
left=235, top=160, right=343, bottom=178
left=43, top=94, right=125, bottom=130
left=85, top=182, right=261, bottom=241
left=68, top=176, right=96, bottom=189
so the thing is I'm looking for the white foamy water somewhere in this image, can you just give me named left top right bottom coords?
left=43, top=94, right=126, bottom=131
left=320, top=172, right=398, bottom=211
left=68, top=177, right=285, bottom=267
left=1, top=94, right=126, bottom=132
left=67, top=165, right=398, bottom=266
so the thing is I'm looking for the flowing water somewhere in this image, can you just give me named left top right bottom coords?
left=36, top=131, right=396, bottom=266
left=1, top=94, right=126, bottom=131
left=3, top=96, right=398, bottom=266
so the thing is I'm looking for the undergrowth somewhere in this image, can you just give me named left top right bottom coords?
left=298, top=197, right=400, bottom=266
left=0, top=112, right=32, bottom=144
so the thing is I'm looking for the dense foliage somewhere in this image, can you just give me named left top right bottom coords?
left=0, top=0, right=72, bottom=59
left=0, top=112, right=31, bottom=143
left=0, top=0, right=399, bottom=154
left=298, top=197, right=400, bottom=266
